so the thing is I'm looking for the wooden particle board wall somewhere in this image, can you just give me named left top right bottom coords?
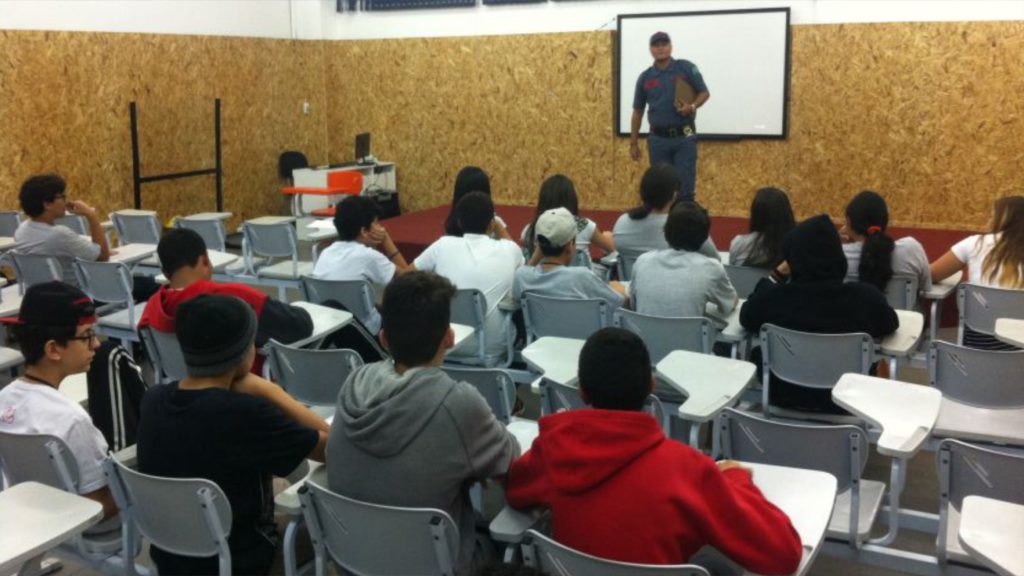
left=3, top=20, right=1023, bottom=232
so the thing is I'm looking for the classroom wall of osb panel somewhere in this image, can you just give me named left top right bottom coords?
left=324, top=22, right=1024, bottom=231
left=0, top=31, right=328, bottom=228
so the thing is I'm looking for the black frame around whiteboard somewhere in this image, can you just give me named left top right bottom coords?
left=615, top=7, right=792, bottom=140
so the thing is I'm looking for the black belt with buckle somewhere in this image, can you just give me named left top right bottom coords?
left=651, top=125, right=694, bottom=138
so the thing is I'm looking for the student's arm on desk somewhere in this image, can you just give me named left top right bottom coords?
left=504, top=439, right=550, bottom=510
left=258, top=299, right=314, bottom=343
left=231, top=373, right=330, bottom=461
left=698, top=460, right=803, bottom=576
left=592, top=228, right=615, bottom=254
left=451, top=386, right=521, bottom=481
left=929, top=250, right=964, bottom=283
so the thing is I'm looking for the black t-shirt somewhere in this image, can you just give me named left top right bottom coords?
left=137, top=383, right=319, bottom=575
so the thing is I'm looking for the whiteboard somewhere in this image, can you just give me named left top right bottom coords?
left=617, top=8, right=790, bottom=139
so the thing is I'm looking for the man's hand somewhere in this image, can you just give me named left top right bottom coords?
left=717, top=460, right=752, bottom=476
left=66, top=200, right=97, bottom=218
left=629, top=140, right=641, bottom=162
left=676, top=103, right=696, bottom=116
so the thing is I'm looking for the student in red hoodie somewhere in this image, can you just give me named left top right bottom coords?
left=505, top=327, right=802, bottom=574
left=138, top=228, right=313, bottom=373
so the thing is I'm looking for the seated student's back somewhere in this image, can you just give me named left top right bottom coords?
left=506, top=328, right=802, bottom=573
left=729, top=187, right=795, bottom=268
left=841, top=190, right=931, bottom=293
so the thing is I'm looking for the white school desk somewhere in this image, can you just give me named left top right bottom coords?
left=489, top=462, right=837, bottom=576
left=832, top=373, right=940, bottom=458
left=706, top=299, right=745, bottom=357
left=655, top=350, right=756, bottom=446
left=111, top=209, right=157, bottom=217
left=290, top=163, right=397, bottom=216
left=522, top=337, right=586, bottom=392
left=995, top=318, right=1024, bottom=348
left=108, top=243, right=157, bottom=266
left=878, top=309, right=925, bottom=375
left=451, top=323, right=474, bottom=350
left=287, top=302, right=353, bottom=349
left=921, top=270, right=962, bottom=343
left=959, top=496, right=1024, bottom=576
left=151, top=250, right=240, bottom=283
left=0, top=236, right=16, bottom=252
left=0, top=284, right=25, bottom=317
left=0, top=481, right=103, bottom=575
left=245, top=215, right=297, bottom=227
left=180, top=212, right=232, bottom=222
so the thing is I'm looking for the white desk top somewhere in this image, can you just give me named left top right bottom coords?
left=995, top=318, right=1024, bottom=348
left=108, top=243, right=157, bottom=265
left=181, top=212, right=232, bottom=222
left=307, top=228, right=338, bottom=243
left=878, top=309, right=924, bottom=357
left=923, top=270, right=962, bottom=300
left=207, top=250, right=239, bottom=271
left=451, top=323, right=474, bottom=349
left=706, top=299, right=745, bottom=343
left=275, top=462, right=325, bottom=516
left=0, top=284, right=25, bottom=317
left=296, top=163, right=395, bottom=174
left=959, top=496, right=1024, bottom=576
left=60, top=373, right=89, bottom=407
left=507, top=418, right=539, bottom=452
left=522, top=337, right=586, bottom=387
left=0, top=236, right=16, bottom=252
left=246, top=215, right=296, bottom=226
left=832, top=373, right=941, bottom=458
left=0, top=481, right=104, bottom=574
left=288, top=301, right=353, bottom=348
left=934, top=400, right=1024, bottom=447
left=100, top=220, right=114, bottom=231
left=655, top=350, right=756, bottom=423
left=307, top=219, right=335, bottom=231
left=111, top=209, right=157, bottom=217
left=718, top=251, right=731, bottom=265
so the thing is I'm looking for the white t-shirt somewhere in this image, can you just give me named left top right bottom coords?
left=312, top=241, right=395, bottom=334
left=843, top=236, right=933, bottom=292
left=414, top=234, right=525, bottom=358
left=950, top=233, right=1022, bottom=286
left=14, top=220, right=101, bottom=286
left=0, top=379, right=109, bottom=493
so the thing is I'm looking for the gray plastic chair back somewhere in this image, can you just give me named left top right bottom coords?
left=441, top=366, right=516, bottom=424
left=936, top=439, right=1024, bottom=562
left=74, top=259, right=134, bottom=309
left=140, top=325, right=189, bottom=384
left=301, top=276, right=376, bottom=329
left=0, top=211, right=21, bottom=236
left=714, top=408, right=867, bottom=494
left=760, top=323, right=873, bottom=390
left=243, top=221, right=298, bottom=259
left=266, top=340, right=363, bottom=408
left=176, top=218, right=227, bottom=252
left=928, top=340, right=1024, bottom=408
left=616, top=251, right=641, bottom=281
left=300, top=479, right=459, bottom=576
left=885, top=274, right=919, bottom=310
left=451, top=288, right=488, bottom=360
left=957, top=283, right=1024, bottom=344
left=55, top=214, right=88, bottom=235
left=9, top=252, right=64, bottom=294
left=112, top=212, right=161, bottom=245
left=522, top=529, right=710, bottom=575
left=614, top=309, right=714, bottom=362
left=522, top=293, right=609, bottom=343
left=724, top=265, right=771, bottom=299
left=0, top=431, right=79, bottom=492
left=539, top=379, right=667, bottom=429
left=104, top=458, right=232, bottom=573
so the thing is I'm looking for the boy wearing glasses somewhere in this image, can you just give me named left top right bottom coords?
left=14, top=173, right=111, bottom=286
left=0, top=282, right=117, bottom=520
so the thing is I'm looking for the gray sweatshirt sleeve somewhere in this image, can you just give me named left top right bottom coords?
left=447, top=384, right=521, bottom=481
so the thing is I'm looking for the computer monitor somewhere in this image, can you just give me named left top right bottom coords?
left=355, top=133, right=371, bottom=163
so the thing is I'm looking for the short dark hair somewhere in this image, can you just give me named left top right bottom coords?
left=19, top=173, right=66, bottom=217
left=664, top=201, right=710, bottom=251
left=454, top=191, right=495, bottom=235
left=628, top=163, right=679, bottom=220
left=13, top=324, right=76, bottom=365
left=158, top=228, right=207, bottom=276
left=538, top=240, right=568, bottom=258
left=578, top=327, right=651, bottom=411
left=333, top=196, right=381, bottom=241
left=381, top=272, right=456, bottom=366
left=445, top=166, right=491, bottom=236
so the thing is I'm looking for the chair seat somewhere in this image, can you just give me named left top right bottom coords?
left=257, top=261, right=314, bottom=280
left=933, top=399, right=1024, bottom=447
left=138, top=254, right=161, bottom=267
left=826, top=479, right=886, bottom=542
left=78, top=522, right=124, bottom=555
left=97, top=302, right=148, bottom=331
left=767, top=405, right=865, bottom=427
left=0, top=346, right=25, bottom=371
left=940, top=505, right=985, bottom=567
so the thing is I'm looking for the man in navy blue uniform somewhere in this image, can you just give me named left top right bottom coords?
left=629, top=31, right=710, bottom=202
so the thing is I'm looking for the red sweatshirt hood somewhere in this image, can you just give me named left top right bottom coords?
left=534, top=409, right=665, bottom=495
left=138, top=280, right=267, bottom=332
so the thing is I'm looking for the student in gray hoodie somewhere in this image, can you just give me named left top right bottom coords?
left=328, top=271, right=521, bottom=575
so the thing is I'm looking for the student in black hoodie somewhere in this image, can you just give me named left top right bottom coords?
left=740, top=214, right=899, bottom=413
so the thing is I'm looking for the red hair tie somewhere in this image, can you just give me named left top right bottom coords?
left=867, top=225, right=882, bottom=236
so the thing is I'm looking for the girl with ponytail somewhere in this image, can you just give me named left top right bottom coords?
left=842, top=190, right=931, bottom=293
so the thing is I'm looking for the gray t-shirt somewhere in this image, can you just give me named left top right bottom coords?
left=513, top=265, right=626, bottom=310
left=14, top=220, right=101, bottom=285
left=630, top=249, right=737, bottom=318
left=843, top=236, right=932, bottom=292
left=729, top=232, right=770, bottom=267
left=612, top=212, right=719, bottom=260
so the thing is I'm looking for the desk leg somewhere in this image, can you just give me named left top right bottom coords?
left=869, top=458, right=906, bottom=546
left=688, top=422, right=701, bottom=449
left=283, top=517, right=301, bottom=576
left=888, top=357, right=898, bottom=380
left=929, top=300, right=940, bottom=344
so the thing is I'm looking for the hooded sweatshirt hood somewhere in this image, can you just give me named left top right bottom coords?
left=531, top=409, right=665, bottom=494
left=784, top=214, right=848, bottom=283
left=336, top=361, right=456, bottom=458
left=138, top=279, right=267, bottom=332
